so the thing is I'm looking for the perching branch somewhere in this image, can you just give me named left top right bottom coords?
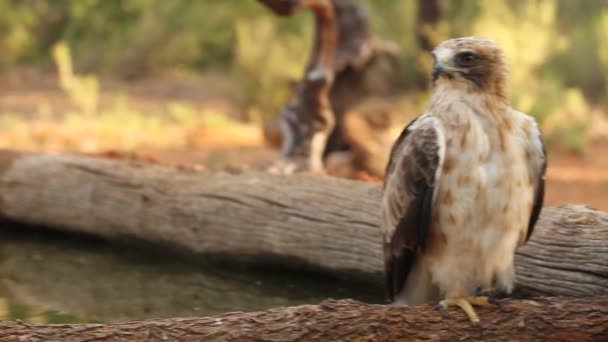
left=1, top=297, right=607, bottom=341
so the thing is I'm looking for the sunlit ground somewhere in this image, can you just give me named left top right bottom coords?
left=0, top=69, right=263, bottom=154
left=1, top=70, right=606, bottom=210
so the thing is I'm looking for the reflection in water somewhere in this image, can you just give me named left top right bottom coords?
left=0, top=221, right=381, bottom=323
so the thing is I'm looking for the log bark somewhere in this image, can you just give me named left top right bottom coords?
left=0, top=149, right=607, bottom=298
left=1, top=297, right=607, bottom=341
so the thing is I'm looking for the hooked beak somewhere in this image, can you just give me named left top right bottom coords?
left=432, top=49, right=467, bottom=78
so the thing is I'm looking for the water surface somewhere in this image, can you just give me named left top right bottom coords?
left=0, top=221, right=382, bottom=323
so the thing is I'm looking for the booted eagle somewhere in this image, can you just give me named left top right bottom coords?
left=381, top=37, right=546, bottom=324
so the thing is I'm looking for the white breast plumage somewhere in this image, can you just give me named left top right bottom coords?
left=381, top=36, right=547, bottom=326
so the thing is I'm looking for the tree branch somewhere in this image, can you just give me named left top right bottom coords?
left=1, top=297, right=607, bottom=341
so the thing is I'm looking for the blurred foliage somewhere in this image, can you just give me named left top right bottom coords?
left=1, top=38, right=262, bottom=152
left=52, top=41, right=99, bottom=117
left=0, top=101, right=263, bottom=153
left=234, top=17, right=311, bottom=122
left=0, top=299, right=80, bottom=324
left=598, top=9, right=608, bottom=91
left=0, top=0, right=607, bottom=151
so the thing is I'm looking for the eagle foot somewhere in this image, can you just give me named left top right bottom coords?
left=438, top=296, right=499, bottom=325
left=487, top=296, right=505, bottom=312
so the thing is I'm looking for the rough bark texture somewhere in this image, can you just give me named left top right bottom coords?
left=259, top=0, right=399, bottom=173
left=1, top=297, right=608, bottom=341
left=0, top=149, right=607, bottom=299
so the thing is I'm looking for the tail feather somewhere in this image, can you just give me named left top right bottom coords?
left=392, top=258, right=440, bottom=305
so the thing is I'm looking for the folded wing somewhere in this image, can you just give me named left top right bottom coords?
left=381, top=115, right=444, bottom=301
left=522, top=119, right=547, bottom=244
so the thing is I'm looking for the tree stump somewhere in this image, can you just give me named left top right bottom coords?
left=259, top=0, right=399, bottom=174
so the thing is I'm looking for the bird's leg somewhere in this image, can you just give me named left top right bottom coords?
left=439, top=297, right=480, bottom=325
left=477, top=286, right=509, bottom=311
left=465, top=295, right=497, bottom=308
left=438, top=296, right=500, bottom=325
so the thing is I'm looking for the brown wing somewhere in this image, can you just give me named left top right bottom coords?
left=525, top=125, right=547, bottom=242
left=381, top=115, right=442, bottom=302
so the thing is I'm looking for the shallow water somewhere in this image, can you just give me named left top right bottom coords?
left=0, top=221, right=382, bottom=324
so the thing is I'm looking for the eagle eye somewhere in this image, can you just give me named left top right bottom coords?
left=455, top=51, right=477, bottom=67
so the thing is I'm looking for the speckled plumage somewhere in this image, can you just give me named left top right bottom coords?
left=381, top=37, right=547, bottom=305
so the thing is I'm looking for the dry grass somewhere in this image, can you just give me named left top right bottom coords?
left=0, top=109, right=263, bottom=153
left=0, top=44, right=263, bottom=153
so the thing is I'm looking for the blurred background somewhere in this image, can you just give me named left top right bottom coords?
left=0, top=0, right=607, bottom=324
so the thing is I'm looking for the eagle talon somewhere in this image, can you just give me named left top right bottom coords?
left=488, top=296, right=504, bottom=312
left=476, top=321, right=485, bottom=339
left=439, top=297, right=490, bottom=325
left=437, top=304, right=449, bottom=318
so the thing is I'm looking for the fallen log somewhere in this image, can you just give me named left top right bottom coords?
left=0, top=297, right=607, bottom=341
left=0, top=149, right=607, bottom=298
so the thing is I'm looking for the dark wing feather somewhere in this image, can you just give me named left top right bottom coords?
left=525, top=129, right=547, bottom=242
left=383, top=117, right=419, bottom=184
left=381, top=115, right=442, bottom=302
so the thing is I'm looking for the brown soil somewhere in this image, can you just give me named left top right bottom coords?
left=544, top=142, right=608, bottom=210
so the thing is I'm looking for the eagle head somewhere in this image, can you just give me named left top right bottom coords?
left=431, top=37, right=508, bottom=99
